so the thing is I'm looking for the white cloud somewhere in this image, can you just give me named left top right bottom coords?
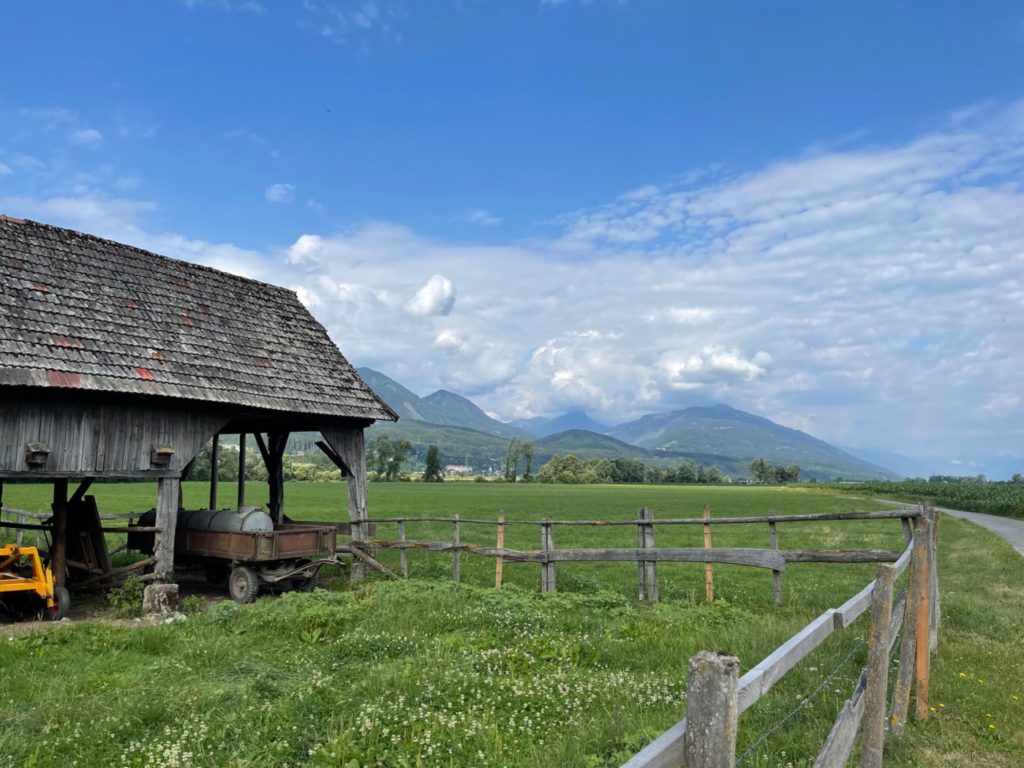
left=287, top=234, right=323, bottom=264
left=184, top=0, right=265, bottom=13
left=69, top=128, right=104, bottom=146
left=265, top=183, right=295, bottom=202
left=433, top=330, right=465, bottom=351
left=299, top=1, right=403, bottom=46
left=406, top=274, right=456, bottom=316
left=459, top=209, right=502, bottom=226
left=0, top=163, right=12, bottom=176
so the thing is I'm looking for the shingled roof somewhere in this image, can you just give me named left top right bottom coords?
left=0, top=216, right=397, bottom=421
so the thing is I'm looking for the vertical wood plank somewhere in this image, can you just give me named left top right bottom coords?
left=768, top=518, right=782, bottom=606
left=452, top=513, right=461, bottom=584
left=495, top=510, right=505, bottom=589
left=915, top=517, right=933, bottom=721
left=637, top=508, right=647, bottom=600
left=51, top=479, right=69, bottom=588
left=683, top=651, right=739, bottom=768
left=890, top=523, right=927, bottom=736
left=900, top=516, right=912, bottom=545
left=541, top=520, right=556, bottom=592
left=320, top=425, right=370, bottom=582
left=237, top=433, right=247, bottom=508
left=703, top=504, right=714, bottom=603
left=398, top=520, right=409, bottom=578
left=154, top=476, right=180, bottom=582
left=927, top=507, right=940, bottom=652
left=209, top=434, right=219, bottom=509
left=861, top=563, right=895, bottom=768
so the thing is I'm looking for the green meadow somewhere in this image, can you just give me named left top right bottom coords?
left=0, top=482, right=1021, bottom=767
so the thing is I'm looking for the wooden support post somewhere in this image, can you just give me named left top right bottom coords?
left=541, top=519, right=556, bottom=592
left=642, top=507, right=658, bottom=601
left=452, top=514, right=462, bottom=584
left=321, top=427, right=370, bottom=583
left=398, top=520, right=409, bottom=578
left=209, top=434, right=219, bottom=510
left=900, top=515, right=912, bottom=545
left=51, top=479, right=69, bottom=588
left=237, top=433, right=247, bottom=509
left=861, top=563, right=895, bottom=768
left=926, top=506, right=940, bottom=652
left=683, top=651, right=739, bottom=768
left=768, top=517, right=782, bottom=606
left=153, top=477, right=181, bottom=583
left=914, top=516, right=933, bottom=721
left=703, top=504, right=714, bottom=603
left=637, top=508, right=646, bottom=600
left=495, top=511, right=505, bottom=589
left=890, top=524, right=928, bottom=736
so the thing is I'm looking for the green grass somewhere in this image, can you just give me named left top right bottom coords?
left=1, top=483, right=1021, bottom=767
left=824, top=479, right=1024, bottom=518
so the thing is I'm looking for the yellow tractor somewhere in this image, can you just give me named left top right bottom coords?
left=0, top=544, right=70, bottom=621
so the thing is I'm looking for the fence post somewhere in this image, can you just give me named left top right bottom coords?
left=541, top=519, right=556, bottom=593
left=15, top=511, right=26, bottom=546
left=683, top=651, right=739, bottom=768
left=914, top=515, right=933, bottom=721
left=645, top=507, right=659, bottom=602
left=495, top=510, right=505, bottom=589
left=860, top=563, right=895, bottom=768
left=890, top=522, right=928, bottom=736
left=768, top=516, right=782, bottom=606
left=398, top=519, right=408, bottom=579
left=452, top=514, right=461, bottom=584
left=703, top=505, right=714, bottom=603
left=926, top=506, right=940, bottom=652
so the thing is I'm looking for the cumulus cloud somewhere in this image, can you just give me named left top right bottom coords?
left=406, top=274, right=456, bottom=317
left=265, top=183, right=295, bottom=202
left=458, top=209, right=502, bottom=226
left=69, top=128, right=103, bottom=146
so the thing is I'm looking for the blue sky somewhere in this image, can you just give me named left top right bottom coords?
left=1, top=1, right=1023, bottom=469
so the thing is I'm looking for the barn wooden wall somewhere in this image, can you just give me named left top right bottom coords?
left=0, top=396, right=227, bottom=478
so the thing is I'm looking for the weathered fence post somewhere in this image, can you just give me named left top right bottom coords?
left=495, top=510, right=505, bottom=589
left=768, top=515, right=782, bottom=606
left=914, top=515, right=933, bottom=721
left=900, top=513, right=912, bottom=545
left=890, top=522, right=928, bottom=736
left=15, top=510, right=26, bottom=546
left=452, top=514, right=461, bottom=584
left=860, top=563, right=895, bottom=768
left=636, top=507, right=658, bottom=601
left=398, top=519, right=408, bottom=578
left=703, top=504, right=714, bottom=603
left=683, top=651, right=739, bottom=768
left=541, top=519, right=556, bottom=593
left=925, top=506, right=940, bottom=652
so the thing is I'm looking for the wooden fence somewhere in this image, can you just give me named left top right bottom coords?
left=622, top=505, right=940, bottom=768
left=348, top=507, right=918, bottom=604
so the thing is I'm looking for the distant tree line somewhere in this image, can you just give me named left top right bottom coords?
left=747, top=458, right=801, bottom=484
left=502, top=439, right=535, bottom=482
left=536, top=454, right=731, bottom=485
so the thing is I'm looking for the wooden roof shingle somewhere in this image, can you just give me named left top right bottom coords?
left=0, top=216, right=397, bottom=421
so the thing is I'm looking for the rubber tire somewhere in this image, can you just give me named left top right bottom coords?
left=228, top=566, right=260, bottom=604
left=51, top=586, right=71, bottom=621
left=292, top=575, right=317, bottom=593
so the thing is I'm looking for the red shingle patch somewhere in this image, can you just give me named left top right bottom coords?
left=149, top=351, right=165, bottom=362
left=134, top=367, right=156, bottom=381
left=0, top=214, right=25, bottom=225
left=52, top=334, right=85, bottom=349
left=198, top=304, right=211, bottom=315
left=170, top=276, right=189, bottom=292
left=47, top=370, right=81, bottom=388
left=124, top=298, right=140, bottom=310
left=256, top=357, right=270, bottom=368
left=180, top=311, right=195, bottom=327
left=32, top=282, right=50, bottom=293
left=5, top=257, right=24, bottom=269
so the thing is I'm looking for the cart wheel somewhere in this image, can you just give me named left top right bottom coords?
left=228, top=566, right=260, bottom=604
left=204, top=562, right=229, bottom=586
left=292, top=575, right=317, bottom=593
left=50, top=586, right=71, bottom=621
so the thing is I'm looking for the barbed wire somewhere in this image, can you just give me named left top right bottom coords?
left=736, top=640, right=864, bottom=766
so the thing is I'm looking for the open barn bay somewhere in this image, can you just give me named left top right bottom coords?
left=1, top=483, right=1022, bottom=767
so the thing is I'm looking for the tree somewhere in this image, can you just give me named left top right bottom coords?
left=786, top=464, right=801, bottom=483
left=423, top=445, right=444, bottom=482
left=748, top=458, right=768, bottom=484
left=705, top=466, right=722, bottom=485
left=521, top=442, right=534, bottom=482
left=1013, top=473, right=1024, bottom=485
left=696, top=465, right=707, bottom=484
left=503, top=438, right=522, bottom=482
left=677, top=461, right=697, bottom=484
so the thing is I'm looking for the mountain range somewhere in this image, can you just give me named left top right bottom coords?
left=357, top=367, right=900, bottom=481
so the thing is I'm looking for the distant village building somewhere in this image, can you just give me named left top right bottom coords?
left=445, top=464, right=473, bottom=477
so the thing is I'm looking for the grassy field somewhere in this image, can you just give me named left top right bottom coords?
left=0, top=482, right=1021, bottom=767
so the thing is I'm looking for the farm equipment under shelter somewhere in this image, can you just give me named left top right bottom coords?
left=0, top=543, right=70, bottom=620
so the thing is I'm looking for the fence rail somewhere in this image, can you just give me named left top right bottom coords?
left=622, top=505, right=940, bottom=768
left=354, top=506, right=918, bottom=604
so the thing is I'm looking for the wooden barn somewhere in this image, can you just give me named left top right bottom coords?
left=0, top=214, right=396, bottom=597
